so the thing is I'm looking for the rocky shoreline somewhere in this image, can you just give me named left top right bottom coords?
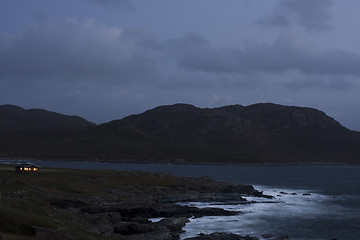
left=47, top=176, right=273, bottom=239
left=0, top=166, right=278, bottom=240
left=0, top=165, right=342, bottom=240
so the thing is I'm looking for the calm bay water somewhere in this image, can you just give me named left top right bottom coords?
left=2, top=160, right=360, bottom=239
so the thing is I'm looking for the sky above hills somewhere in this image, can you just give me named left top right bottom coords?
left=1, top=0, right=360, bottom=130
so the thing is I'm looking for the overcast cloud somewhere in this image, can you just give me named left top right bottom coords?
left=1, top=19, right=359, bottom=89
left=1, top=0, right=360, bottom=130
left=87, top=0, right=133, bottom=10
left=259, top=0, right=334, bottom=31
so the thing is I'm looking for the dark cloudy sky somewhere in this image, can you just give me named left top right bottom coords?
left=1, top=0, right=360, bottom=130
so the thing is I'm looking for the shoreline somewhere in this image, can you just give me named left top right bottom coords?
left=0, top=163, right=350, bottom=239
left=1, top=157, right=358, bottom=166
left=0, top=164, right=272, bottom=240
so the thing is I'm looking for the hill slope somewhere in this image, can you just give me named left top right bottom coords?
left=0, top=104, right=95, bottom=130
left=0, top=103, right=359, bottom=164
left=99, top=103, right=360, bottom=163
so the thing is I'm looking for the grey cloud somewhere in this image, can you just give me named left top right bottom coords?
left=162, top=34, right=360, bottom=78
left=1, top=19, right=359, bottom=94
left=160, top=34, right=242, bottom=74
left=87, top=0, right=133, bottom=10
left=0, top=19, right=159, bottom=84
left=259, top=0, right=333, bottom=31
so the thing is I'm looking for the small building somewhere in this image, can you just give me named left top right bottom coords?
left=15, top=163, right=41, bottom=173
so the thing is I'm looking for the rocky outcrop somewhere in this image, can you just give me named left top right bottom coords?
left=185, top=232, right=293, bottom=240
left=47, top=176, right=271, bottom=240
left=32, top=226, right=72, bottom=240
left=184, top=232, right=259, bottom=240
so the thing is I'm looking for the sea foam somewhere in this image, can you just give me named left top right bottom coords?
left=180, top=186, right=338, bottom=240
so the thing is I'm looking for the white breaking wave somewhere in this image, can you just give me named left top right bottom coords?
left=180, top=185, right=340, bottom=240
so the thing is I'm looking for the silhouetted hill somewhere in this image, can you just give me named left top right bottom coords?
left=98, top=103, right=360, bottom=164
left=0, top=103, right=359, bottom=164
left=0, top=104, right=95, bottom=130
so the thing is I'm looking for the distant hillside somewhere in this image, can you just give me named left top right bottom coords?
left=0, top=103, right=359, bottom=164
left=0, top=104, right=95, bottom=130
left=99, top=103, right=360, bottom=164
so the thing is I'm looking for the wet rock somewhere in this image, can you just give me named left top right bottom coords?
left=119, top=230, right=173, bottom=240
left=118, top=206, right=157, bottom=220
left=275, top=235, right=289, bottom=240
left=156, top=206, right=239, bottom=218
left=252, top=190, right=274, bottom=199
left=244, top=236, right=259, bottom=240
left=113, top=222, right=154, bottom=235
left=89, top=224, right=113, bottom=236
left=113, top=217, right=188, bottom=239
left=84, top=213, right=111, bottom=225
left=108, top=212, right=122, bottom=224
left=185, top=232, right=259, bottom=240
left=80, top=206, right=106, bottom=214
left=49, top=198, right=86, bottom=209
left=130, top=216, right=150, bottom=223
left=302, top=193, right=311, bottom=196
left=156, top=217, right=189, bottom=231
left=261, top=234, right=273, bottom=238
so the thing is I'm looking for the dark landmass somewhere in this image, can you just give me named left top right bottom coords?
left=0, top=104, right=95, bottom=130
left=1, top=103, right=360, bottom=164
left=0, top=165, right=270, bottom=240
left=185, top=232, right=280, bottom=240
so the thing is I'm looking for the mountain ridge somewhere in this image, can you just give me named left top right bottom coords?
left=0, top=103, right=359, bottom=164
left=0, top=104, right=95, bottom=130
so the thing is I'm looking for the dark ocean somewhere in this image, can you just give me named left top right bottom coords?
left=2, top=160, right=359, bottom=240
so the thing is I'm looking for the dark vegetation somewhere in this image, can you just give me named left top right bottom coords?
left=1, top=103, right=360, bottom=164
left=0, top=165, right=266, bottom=240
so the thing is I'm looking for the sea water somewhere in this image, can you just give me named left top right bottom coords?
left=1, top=160, right=359, bottom=239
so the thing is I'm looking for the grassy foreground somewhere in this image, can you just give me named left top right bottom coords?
left=0, top=164, right=199, bottom=240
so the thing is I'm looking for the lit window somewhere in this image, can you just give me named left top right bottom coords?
left=20, top=167, right=22, bottom=170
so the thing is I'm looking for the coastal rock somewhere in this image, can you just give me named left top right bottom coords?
left=185, top=232, right=259, bottom=240
left=275, top=235, right=289, bottom=240
left=261, top=234, right=273, bottom=238
left=89, top=224, right=113, bottom=236
left=155, top=217, right=189, bottom=231
left=49, top=197, right=86, bottom=209
left=33, top=226, right=71, bottom=240
left=113, top=217, right=188, bottom=239
left=108, top=212, right=122, bottom=224
left=119, top=230, right=173, bottom=240
left=113, top=222, right=154, bottom=235
left=25, top=170, right=274, bottom=240
left=84, top=213, right=111, bottom=225
left=156, top=206, right=239, bottom=218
